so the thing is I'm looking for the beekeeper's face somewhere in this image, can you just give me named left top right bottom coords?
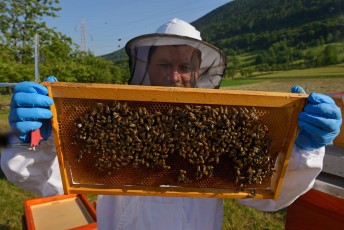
left=147, top=45, right=201, bottom=88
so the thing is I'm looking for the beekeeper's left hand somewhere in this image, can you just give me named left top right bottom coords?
left=291, top=86, right=342, bottom=150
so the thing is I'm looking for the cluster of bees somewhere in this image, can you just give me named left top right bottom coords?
left=74, top=101, right=276, bottom=187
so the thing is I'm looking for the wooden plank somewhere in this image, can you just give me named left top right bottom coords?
left=67, top=186, right=274, bottom=199
left=42, top=82, right=307, bottom=107
left=47, top=86, right=71, bottom=195
left=272, top=98, right=303, bottom=199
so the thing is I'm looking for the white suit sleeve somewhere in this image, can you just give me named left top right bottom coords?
left=0, top=135, right=64, bottom=197
left=236, top=145, right=324, bottom=211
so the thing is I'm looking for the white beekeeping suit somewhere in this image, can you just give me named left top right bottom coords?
left=1, top=18, right=329, bottom=230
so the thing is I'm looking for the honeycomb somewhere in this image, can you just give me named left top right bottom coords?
left=45, top=82, right=306, bottom=198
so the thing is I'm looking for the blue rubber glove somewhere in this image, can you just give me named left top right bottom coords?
left=9, top=77, right=58, bottom=143
left=45, top=75, right=58, bottom=82
left=291, top=85, right=342, bottom=150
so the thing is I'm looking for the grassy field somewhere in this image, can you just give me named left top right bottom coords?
left=221, top=64, right=344, bottom=94
left=0, top=94, right=11, bottom=133
left=1, top=66, right=343, bottom=229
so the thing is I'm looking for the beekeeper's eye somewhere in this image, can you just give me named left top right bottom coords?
left=180, top=64, right=193, bottom=72
left=158, top=63, right=170, bottom=69
left=157, top=62, right=195, bottom=74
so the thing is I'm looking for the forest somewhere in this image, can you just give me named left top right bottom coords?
left=1, top=0, right=344, bottom=83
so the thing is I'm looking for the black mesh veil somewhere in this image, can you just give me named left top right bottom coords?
left=125, top=34, right=227, bottom=89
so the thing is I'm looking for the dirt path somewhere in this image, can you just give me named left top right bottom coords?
left=221, top=78, right=344, bottom=94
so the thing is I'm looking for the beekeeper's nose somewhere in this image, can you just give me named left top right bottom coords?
left=169, top=69, right=182, bottom=83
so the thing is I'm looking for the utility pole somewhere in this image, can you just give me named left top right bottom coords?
left=34, top=33, right=39, bottom=83
left=81, top=17, right=87, bottom=52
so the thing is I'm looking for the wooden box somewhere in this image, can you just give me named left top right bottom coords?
left=285, top=189, right=344, bottom=230
left=24, top=194, right=97, bottom=230
left=43, top=82, right=307, bottom=199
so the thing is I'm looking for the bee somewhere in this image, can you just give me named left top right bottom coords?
left=177, top=173, right=189, bottom=184
left=246, top=189, right=256, bottom=198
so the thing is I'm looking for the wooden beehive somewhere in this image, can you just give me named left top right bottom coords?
left=24, top=194, right=97, bottom=230
left=43, top=82, right=307, bottom=199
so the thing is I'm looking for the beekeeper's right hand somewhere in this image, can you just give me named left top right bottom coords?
left=291, top=85, right=342, bottom=150
left=9, top=81, right=54, bottom=143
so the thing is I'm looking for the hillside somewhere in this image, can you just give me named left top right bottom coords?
left=101, top=47, right=127, bottom=60
left=103, top=0, right=344, bottom=64
left=193, top=0, right=344, bottom=54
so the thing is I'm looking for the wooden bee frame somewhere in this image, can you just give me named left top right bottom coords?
left=43, top=82, right=307, bottom=199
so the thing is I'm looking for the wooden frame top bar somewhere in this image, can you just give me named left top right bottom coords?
left=42, top=82, right=307, bottom=107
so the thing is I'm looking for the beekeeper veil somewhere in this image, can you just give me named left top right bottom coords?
left=125, top=18, right=226, bottom=88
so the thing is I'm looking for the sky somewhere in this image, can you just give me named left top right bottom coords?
left=44, top=0, right=231, bottom=56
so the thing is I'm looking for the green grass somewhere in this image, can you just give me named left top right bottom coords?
left=254, top=63, right=344, bottom=79
left=0, top=168, right=38, bottom=229
left=236, top=52, right=257, bottom=67
left=222, top=200, right=286, bottom=230
left=220, top=63, right=344, bottom=89
left=220, top=79, right=264, bottom=87
left=0, top=94, right=36, bottom=229
left=0, top=94, right=11, bottom=133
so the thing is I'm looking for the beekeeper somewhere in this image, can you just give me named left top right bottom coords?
left=1, top=18, right=342, bottom=230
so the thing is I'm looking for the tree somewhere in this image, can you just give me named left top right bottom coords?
left=226, top=55, right=240, bottom=80
left=304, top=49, right=316, bottom=67
left=0, top=0, right=61, bottom=63
left=39, top=32, right=73, bottom=64
left=323, top=45, right=339, bottom=65
left=226, top=66, right=237, bottom=80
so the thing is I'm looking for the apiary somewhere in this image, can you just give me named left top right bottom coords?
left=43, top=82, right=307, bottom=199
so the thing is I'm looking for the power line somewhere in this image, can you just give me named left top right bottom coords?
left=81, top=17, right=87, bottom=52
